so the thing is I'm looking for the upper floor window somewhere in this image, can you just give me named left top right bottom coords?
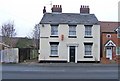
left=118, top=27, right=120, bottom=38
left=85, top=25, right=92, bottom=37
left=51, top=25, right=58, bottom=36
left=69, top=25, right=77, bottom=38
left=106, top=34, right=111, bottom=38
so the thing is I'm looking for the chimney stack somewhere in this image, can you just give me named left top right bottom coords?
left=80, top=5, right=90, bottom=14
left=43, top=6, right=46, bottom=14
left=51, top=5, right=62, bottom=13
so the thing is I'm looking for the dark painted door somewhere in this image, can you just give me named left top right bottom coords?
left=69, top=46, right=75, bottom=62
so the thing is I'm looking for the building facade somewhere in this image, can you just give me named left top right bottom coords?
left=100, top=21, right=120, bottom=63
left=39, top=5, right=100, bottom=63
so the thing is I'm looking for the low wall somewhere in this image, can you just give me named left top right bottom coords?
left=0, top=48, right=19, bottom=63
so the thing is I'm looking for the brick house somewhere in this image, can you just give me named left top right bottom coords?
left=100, top=21, right=120, bottom=63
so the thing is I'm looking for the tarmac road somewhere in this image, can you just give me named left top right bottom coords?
left=1, top=63, right=119, bottom=79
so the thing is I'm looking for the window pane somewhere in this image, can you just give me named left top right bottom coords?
left=118, top=27, right=120, bottom=38
left=119, top=47, right=120, bottom=54
left=85, top=44, right=92, bottom=55
left=117, top=47, right=120, bottom=55
left=51, top=44, right=58, bottom=56
left=69, top=26, right=76, bottom=35
left=85, top=26, right=92, bottom=36
left=51, top=26, right=58, bottom=35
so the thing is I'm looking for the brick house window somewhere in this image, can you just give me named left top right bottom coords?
left=118, top=27, right=120, bottom=38
left=116, top=47, right=120, bottom=55
left=106, top=34, right=111, bottom=38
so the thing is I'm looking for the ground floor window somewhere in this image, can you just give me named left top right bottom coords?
left=85, top=45, right=92, bottom=55
left=84, top=43, right=93, bottom=57
left=116, top=47, right=120, bottom=55
left=50, top=42, right=59, bottom=56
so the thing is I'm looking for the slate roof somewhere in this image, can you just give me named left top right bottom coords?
left=100, top=21, right=120, bottom=33
left=40, top=13, right=99, bottom=25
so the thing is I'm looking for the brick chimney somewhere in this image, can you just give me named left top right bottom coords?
left=51, top=5, right=62, bottom=13
left=80, top=5, right=90, bottom=14
left=43, top=6, right=46, bottom=14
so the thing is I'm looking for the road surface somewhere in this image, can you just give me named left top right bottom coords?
left=1, top=63, right=119, bottom=79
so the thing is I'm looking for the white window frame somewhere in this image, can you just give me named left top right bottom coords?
left=50, top=44, right=58, bottom=56
left=85, top=25, right=92, bottom=37
left=51, top=25, right=58, bottom=36
left=69, top=25, right=76, bottom=36
left=106, top=34, right=111, bottom=38
left=84, top=44, right=92, bottom=56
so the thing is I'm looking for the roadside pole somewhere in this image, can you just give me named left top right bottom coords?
left=118, top=1, right=120, bottom=80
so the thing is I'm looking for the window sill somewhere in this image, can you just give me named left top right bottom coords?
left=84, top=36, right=93, bottom=38
left=49, top=56, right=59, bottom=57
left=68, top=36, right=77, bottom=38
left=50, top=36, right=59, bottom=38
left=84, top=55, right=93, bottom=58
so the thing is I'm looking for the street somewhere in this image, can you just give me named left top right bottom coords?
left=1, top=63, right=119, bottom=79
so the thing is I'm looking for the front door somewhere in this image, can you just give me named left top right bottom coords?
left=106, top=47, right=112, bottom=60
left=69, top=46, right=75, bottom=62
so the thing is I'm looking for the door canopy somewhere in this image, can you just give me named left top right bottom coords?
left=105, top=40, right=116, bottom=47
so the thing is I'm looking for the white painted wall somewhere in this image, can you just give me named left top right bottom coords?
left=39, top=24, right=100, bottom=62
left=0, top=48, right=19, bottom=63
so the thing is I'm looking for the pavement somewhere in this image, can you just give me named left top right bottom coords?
left=6, top=61, right=118, bottom=67
left=1, top=59, right=119, bottom=67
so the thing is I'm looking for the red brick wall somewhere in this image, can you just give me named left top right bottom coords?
left=101, top=33, right=118, bottom=57
left=101, top=32, right=119, bottom=63
left=102, top=33, right=118, bottom=46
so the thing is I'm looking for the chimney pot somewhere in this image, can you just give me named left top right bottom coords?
left=60, top=5, right=62, bottom=8
left=80, top=5, right=90, bottom=14
left=81, top=5, right=82, bottom=8
left=43, top=6, right=46, bottom=14
left=52, top=4, right=62, bottom=13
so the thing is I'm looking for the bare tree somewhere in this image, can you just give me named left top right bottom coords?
left=1, top=21, right=16, bottom=47
left=32, top=24, right=40, bottom=49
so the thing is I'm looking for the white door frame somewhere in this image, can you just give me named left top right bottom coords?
left=106, top=47, right=112, bottom=60
left=105, top=40, right=116, bottom=60
left=67, top=44, right=79, bottom=63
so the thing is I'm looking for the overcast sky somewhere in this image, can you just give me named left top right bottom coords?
left=0, top=0, right=119, bottom=37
